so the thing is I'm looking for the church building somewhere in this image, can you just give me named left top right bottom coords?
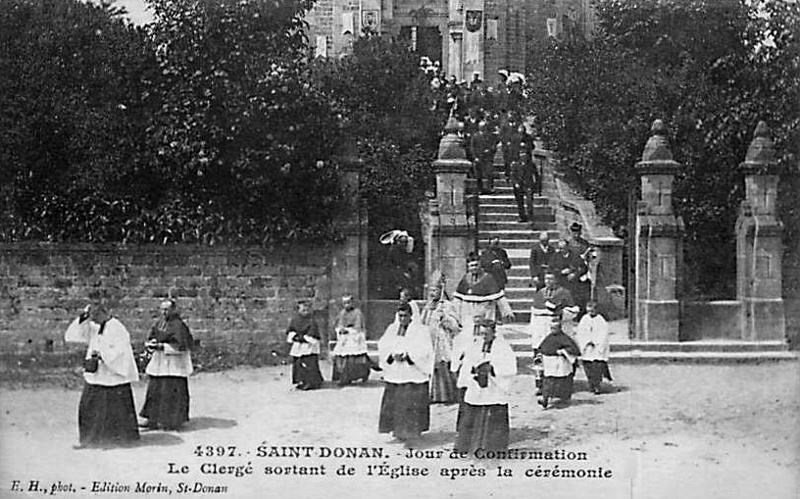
left=305, top=0, right=595, bottom=85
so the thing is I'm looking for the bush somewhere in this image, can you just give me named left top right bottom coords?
left=525, top=0, right=799, bottom=298
left=0, top=0, right=348, bottom=244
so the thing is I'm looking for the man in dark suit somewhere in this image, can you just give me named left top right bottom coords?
left=550, top=238, right=590, bottom=314
left=500, top=114, right=521, bottom=180
left=568, top=222, right=591, bottom=254
left=470, top=120, right=497, bottom=194
left=510, top=142, right=535, bottom=222
left=480, top=237, right=512, bottom=290
left=529, top=232, right=554, bottom=290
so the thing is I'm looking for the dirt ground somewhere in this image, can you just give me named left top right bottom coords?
left=1, top=360, right=798, bottom=499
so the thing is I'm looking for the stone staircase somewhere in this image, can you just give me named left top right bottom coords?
left=351, top=326, right=796, bottom=370
left=476, top=170, right=559, bottom=323
left=346, top=151, right=797, bottom=367
left=500, top=323, right=796, bottom=371
left=460, top=161, right=796, bottom=366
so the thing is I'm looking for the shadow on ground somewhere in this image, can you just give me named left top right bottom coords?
left=322, top=379, right=384, bottom=390
left=573, top=379, right=629, bottom=395
left=181, top=416, right=238, bottom=432
left=411, top=430, right=459, bottom=450
left=509, top=426, right=550, bottom=446
left=548, top=399, right=602, bottom=409
left=137, top=432, right=184, bottom=447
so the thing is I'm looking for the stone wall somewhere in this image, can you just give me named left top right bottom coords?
left=0, top=243, right=335, bottom=357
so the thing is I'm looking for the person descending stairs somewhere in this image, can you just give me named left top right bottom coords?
left=476, top=163, right=559, bottom=324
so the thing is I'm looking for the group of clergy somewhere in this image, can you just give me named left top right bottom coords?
left=376, top=252, right=518, bottom=451
left=528, top=251, right=612, bottom=405
left=64, top=299, right=194, bottom=449
left=377, top=267, right=517, bottom=454
left=378, top=246, right=612, bottom=453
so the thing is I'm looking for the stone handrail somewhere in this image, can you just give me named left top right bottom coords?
left=553, top=174, right=624, bottom=248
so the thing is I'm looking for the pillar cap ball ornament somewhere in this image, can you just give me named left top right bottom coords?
left=636, top=119, right=681, bottom=174
left=741, top=121, right=780, bottom=174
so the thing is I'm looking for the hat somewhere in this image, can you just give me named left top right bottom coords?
left=379, top=229, right=409, bottom=245
left=570, top=222, right=583, bottom=232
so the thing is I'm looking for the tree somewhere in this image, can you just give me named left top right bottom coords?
left=525, top=0, right=798, bottom=298
left=145, top=0, right=345, bottom=243
left=0, top=0, right=160, bottom=241
left=311, top=36, right=447, bottom=296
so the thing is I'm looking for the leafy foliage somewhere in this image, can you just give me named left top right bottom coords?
left=0, top=0, right=160, bottom=241
left=312, top=36, right=445, bottom=237
left=311, top=36, right=449, bottom=297
left=525, top=0, right=799, bottom=297
left=0, top=0, right=347, bottom=244
left=145, top=0, right=346, bottom=244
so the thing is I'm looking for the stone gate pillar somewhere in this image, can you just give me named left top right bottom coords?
left=634, top=120, right=684, bottom=341
left=736, top=121, right=786, bottom=341
left=330, top=137, right=368, bottom=305
left=425, top=116, right=473, bottom=296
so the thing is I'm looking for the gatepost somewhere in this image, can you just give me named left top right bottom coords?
left=634, top=120, right=684, bottom=341
left=329, top=137, right=369, bottom=333
left=425, top=116, right=473, bottom=297
left=736, top=121, right=786, bottom=341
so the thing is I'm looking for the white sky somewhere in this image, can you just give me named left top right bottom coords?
left=112, top=0, right=153, bottom=25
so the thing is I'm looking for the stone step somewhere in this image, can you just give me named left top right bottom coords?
left=506, top=256, right=543, bottom=267
left=481, top=209, right=555, bottom=219
left=467, top=180, right=520, bottom=191
left=504, top=288, right=538, bottom=300
left=478, top=219, right=557, bottom=229
left=478, top=229, right=558, bottom=240
left=504, top=301, right=536, bottom=316
left=508, top=299, right=534, bottom=308
left=480, top=208, right=554, bottom=219
left=505, top=248, right=547, bottom=259
left=507, top=265, right=542, bottom=277
left=505, top=339, right=791, bottom=354
left=481, top=193, right=549, bottom=201
left=479, top=194, right=549, bottom=203
left=513, top=351, right=798, bottom=370
left=478, top=218, right=556, bottom=231
left=339, top=337, right=791, bottom=354
left=606, top=340, right=791, bottom=353
left=514, top=312, right=532, bottom=322
left=507, top=276, right=538, bottom=286
left=479, top=234, right=556, bottom=248
left=488, top=235, right=562, bottom=248
left=334, top=342, right=797, bottom=369
left=479, top=209, right=551, bottom=219
left=476, top=259, right=535, bottom=271
left=478, top=204, right=551, bottom=213
left=486, top=186, right=548, bottom=196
